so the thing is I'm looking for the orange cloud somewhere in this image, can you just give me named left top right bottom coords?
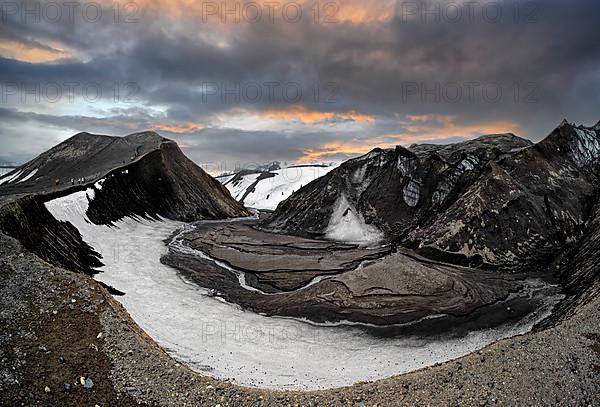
left=299, top=115, right=522, bottom=162
left=327, top=0, right=396, bottom=24
left=154, top=122, right=205, bottom=133
left=0, top=39, right=72, bottom=63
left=300, top=135, right=429, bottom=162
left=136, top=0, right=395, bottom=25
left=262, top=106, right=375, bottom=124
left=403, top=115, right=521, bottom=139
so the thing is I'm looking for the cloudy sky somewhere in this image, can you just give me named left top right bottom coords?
left=1, top=0, right=599, bottom=172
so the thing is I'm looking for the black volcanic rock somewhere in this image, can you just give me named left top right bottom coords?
left=265, top=122, right=600, bottom=272
left=0, top=195, right=102, bottom=274
left=539, top=197, right=600, bottom=328
left=86, top=141, right=248, bottom=224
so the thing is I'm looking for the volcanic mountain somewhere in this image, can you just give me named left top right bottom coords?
left=157, top=120, right=597, bottom=326
left=0, top=131, right=249, bottom=274
left=264, top=120, right=600, bottom=276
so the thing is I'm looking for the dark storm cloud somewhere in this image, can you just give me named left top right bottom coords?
left=1, top=0, right=599, bottom=165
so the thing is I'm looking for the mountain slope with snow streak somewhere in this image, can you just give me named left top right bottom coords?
left=218, top=164, right=338, bottom=211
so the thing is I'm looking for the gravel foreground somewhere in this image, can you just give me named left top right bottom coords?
left=1, top=233, right=599, bottom=407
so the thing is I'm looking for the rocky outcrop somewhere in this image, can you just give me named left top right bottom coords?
left=265, top=122, right=600, bottom=272
left=0, top=195, right=102, bottom=274
left=86, top=141, right=248, bottom=224
left=540, top=198, right=600, bottom=327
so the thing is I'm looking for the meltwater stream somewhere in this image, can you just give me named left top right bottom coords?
left=45, top=190, right=564, bottom=390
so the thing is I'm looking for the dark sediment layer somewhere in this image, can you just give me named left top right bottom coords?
left=183, top=220, right=391, bottom=292
left=163, top=219, right=520, bottom=325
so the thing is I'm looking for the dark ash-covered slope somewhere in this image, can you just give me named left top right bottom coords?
left=86, top=140, right=248, bottom=224
left=0, top=132, right=165, bottom=200
left=0, top=131, right=249, bottom=274
left=265, top=121, right=600, bottom=272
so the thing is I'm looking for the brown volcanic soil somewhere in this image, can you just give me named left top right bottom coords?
left=1, top=231, right=599, bottom=406
left=163, top=220, right=518, bottom=325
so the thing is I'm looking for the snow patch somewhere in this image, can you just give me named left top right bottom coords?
left=45, top=189, right=96, bottom=221
left=396, top=156, right=417, bottom=176
left=572, top=128, right=600, bottom=165
left=228, top=173, right=261, bottom=200
left=94, top=178, right=106, bottom=190
left=325, top=194, right=383, bottom=244
left=458, top=157, right=476, bottom=171
left=17, top=168, right=38, bottom=183
left=432, top=156, right=479, bottom=206
left=351, top=165, right=367, bottom=183
left=0, top=170, right=23, bottom=185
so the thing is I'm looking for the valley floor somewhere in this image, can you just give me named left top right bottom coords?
left=1, top=231, right=599, bottom=406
